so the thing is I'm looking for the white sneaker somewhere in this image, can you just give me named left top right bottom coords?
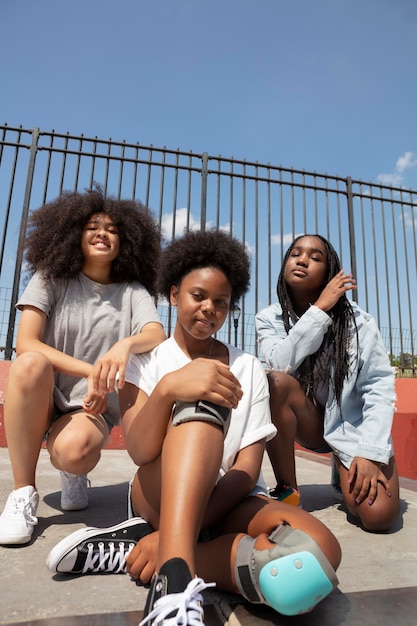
left=140, top=577, right=215, bottom=626
left=60, top=472, right=89, bottom=511
left=0, top=486, right=39, bottom=545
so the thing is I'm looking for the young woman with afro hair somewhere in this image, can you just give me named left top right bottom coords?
left=0, top=187, right=166, bottom=546
left=47, top=229, right=341, bottom=626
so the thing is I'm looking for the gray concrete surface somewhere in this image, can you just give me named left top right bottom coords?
left=0, top=448, right=416, bottom=626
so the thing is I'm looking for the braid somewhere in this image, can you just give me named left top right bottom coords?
left=277, top=235, right=357, bottom=405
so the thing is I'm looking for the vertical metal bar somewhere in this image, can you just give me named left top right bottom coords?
left=42, top=133, right=54, bottom=204
left=0, top=127, right=21, bottom=275
left=290, top=168, right=295, bottom=237
left=253, top=162, right=259, bottom=351
left=103, top=140, right=111, bottom=197
left=200, top=152, right=208, bottom=231
left=279, top=168, right=284, bottom=267
left=358, top=183, right=370, bottom=312
left=313, top=172, right=319, bottom=232
left=145, top=146, right=153, bottom=209
left=380, top=187, right=394, bottom=358
left=369, top=185, right=381, bottom=326
left=158, top=149, right=166, bottom=228
left=58, top=133, right=69, bottom=195
left=241, top=160, right=247, bottom=351
left=5, top=128, right=40, bottom=359
left=215, top=157, right=221, bottom=229
left=171, top=150, right=179, bottom=238
left=229, top=160, right=234, bottom=235
left=117, top=141, right=126, bottom=199
left=186, top=152, right=192, bottom=232
left=89, top=137, right=98, bottom=190
left=73, top=135, right=83, bottom=191
left=302, top=170, right=307, bottom=233
left=345, top=177, right=358, bottom=303
left=131, top=143, right=139, bottom=201
left=267, top=165, right=271, bottom=319
left=400, top=188, right=415, bottom=370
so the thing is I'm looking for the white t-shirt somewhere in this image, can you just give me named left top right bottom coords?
left=125, top=336, right=276, bottom=493
left=17, top=271, right=161, bottom=424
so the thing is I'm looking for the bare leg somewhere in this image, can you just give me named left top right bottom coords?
left=196, top=494, right=341, bottom=591
left=47, top=411, right=110, bottom=475
left=133, top=420, right=224, bottom=575
left=4, top=352, right=54, bottom=489
left=336, top=456, right=401, bottom=531
left=267, top=371, right=324, bottom=489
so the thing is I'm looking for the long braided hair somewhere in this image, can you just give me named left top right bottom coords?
left=277, top=234, right=356, bottom=405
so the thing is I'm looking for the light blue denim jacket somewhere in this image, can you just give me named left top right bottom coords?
left=255, top=302, right=395, bottom=468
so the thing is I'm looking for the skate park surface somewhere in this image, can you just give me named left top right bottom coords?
left=0, top=445, right=416, bottom=626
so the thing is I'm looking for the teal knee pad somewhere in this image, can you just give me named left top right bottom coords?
left=258, top=549, right=335, bottom=615
left=172, top=400, right=231, bottom=435
left=235, top=524, right=338, bottom=616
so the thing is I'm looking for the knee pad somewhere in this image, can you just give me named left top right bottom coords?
left=172, top=400, right=231, bottom=435
left=235, top=524, right=338, bottom=616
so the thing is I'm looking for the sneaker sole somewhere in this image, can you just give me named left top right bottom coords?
left=61, top=500, right=89, bottom=511
left=0, top=529, right=33, bottom=545
left=46, top=517, right=149, bottom=573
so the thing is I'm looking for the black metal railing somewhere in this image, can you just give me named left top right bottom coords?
left=1, top=124, right=416, bottom=374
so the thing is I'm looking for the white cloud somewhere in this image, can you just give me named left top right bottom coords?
left=271, top=232, right=301, bottom=246
left=396, top=151, right=417, bottom=173
left=376, top=172, right=404, bottom=186
left=377, top=151, right=417, bottom=187
left=161, top=208, right=201, bottom=239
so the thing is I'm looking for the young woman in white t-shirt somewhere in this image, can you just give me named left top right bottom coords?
left=47, top=229, right=341, bottom=626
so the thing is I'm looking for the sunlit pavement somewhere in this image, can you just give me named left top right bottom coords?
left=0, top=448, right=416, bottom=626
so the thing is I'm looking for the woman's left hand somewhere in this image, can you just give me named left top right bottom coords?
left=348, top=457, right=391, bottom=505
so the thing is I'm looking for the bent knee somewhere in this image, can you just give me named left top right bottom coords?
left=267, top=370, right=298, bottom=398
left=8, top=352, right=53, bottom=389
left=348, top=498, right=401, bottom=532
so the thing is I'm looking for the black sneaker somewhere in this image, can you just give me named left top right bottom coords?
left=140, top=557, right=215, bottom=625
left=46, top=517, right=153, bottom=575
left=269, top=483, right=301, bottom=507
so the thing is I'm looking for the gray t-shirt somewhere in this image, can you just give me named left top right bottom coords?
left=17, top=271, right=161, bottom=425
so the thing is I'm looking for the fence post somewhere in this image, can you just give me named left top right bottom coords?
left=200, top=152, right=208, bottom=231
left=5, top=128, right=39, bottom=359
left=346, top=176, right=358, bottom=303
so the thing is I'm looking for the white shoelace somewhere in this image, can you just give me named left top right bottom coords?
left=61, top=473, right=90, bottom=501
left=8, top=493, right=38, bottom=527
left=82, top=540, right=135, bottom=573
left=140, top=577, right=215, bottom=626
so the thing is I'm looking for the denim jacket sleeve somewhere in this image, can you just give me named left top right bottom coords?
left=334, top=307, right=395, bottom=466
left=255, top=303, right=332, bottom=372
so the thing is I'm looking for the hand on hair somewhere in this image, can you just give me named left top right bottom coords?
left=314, top=270, right=357, bottom=312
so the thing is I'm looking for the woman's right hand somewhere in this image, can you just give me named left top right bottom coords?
left=125, top=531, right=159, bottom=583
left=82, top=371, right=108, bottom=414
left=165, top=358, right=243, bottom=409
left=314, top=270, right=357, bottom=312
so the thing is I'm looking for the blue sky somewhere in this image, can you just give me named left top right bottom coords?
left=2, top=0, right=417, bottom=188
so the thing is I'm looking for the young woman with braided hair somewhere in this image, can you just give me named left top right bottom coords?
left=256, top=234, right=400, bottom=531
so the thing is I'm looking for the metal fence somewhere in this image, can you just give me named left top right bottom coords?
left=1, top=124, right=416, bottom=375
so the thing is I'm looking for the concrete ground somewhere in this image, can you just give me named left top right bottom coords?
left=0, top=447, right=416, bottom=626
